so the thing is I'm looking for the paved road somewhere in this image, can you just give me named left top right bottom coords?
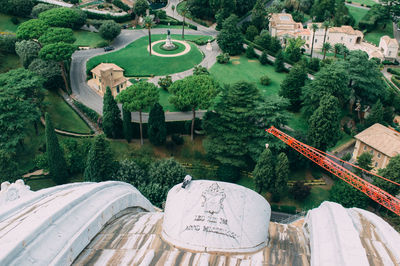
left=70, top=28, right=218, bottom=121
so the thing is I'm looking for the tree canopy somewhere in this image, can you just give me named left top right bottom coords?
left=102, top=87, right=123, bottom=139
left=279, top=62, right=308, bottom=111
left=217, top=15, right=244, bottom=55
left=16, top=19, right=49, bottom=40
left=376, top=155, right=400, bottom=196
left=148, top=103, right=166, bottom=146
left=15, top=40, right=41, bottom=68
left=99, top=20, right=121, bottom=41
left=39, top=7, right=87, bottom=29
left=253, top=148, right=274, bottom=193
left=38, top=27, right=76, bottom=46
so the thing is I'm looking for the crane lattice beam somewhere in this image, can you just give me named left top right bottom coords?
left=266, top=126, right=400, bottom=216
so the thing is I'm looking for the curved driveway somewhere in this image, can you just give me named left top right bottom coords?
left=70, top=27, right=218, bottom=121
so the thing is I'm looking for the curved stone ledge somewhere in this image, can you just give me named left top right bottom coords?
left=0, top=181, right=154, bottom=266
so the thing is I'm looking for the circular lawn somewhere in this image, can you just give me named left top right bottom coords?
left=87, top=34, right=206, bottom=77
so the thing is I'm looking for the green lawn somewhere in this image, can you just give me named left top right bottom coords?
left=0, top=13, right=27, bottom=33
left=287, top=112, right=309, bottom=133
left=87, top=34, right=206, bottom=76
left=0, top=53, right=21, bottom=73
left=347, top=5, right=369, bottom=26
left=364, top=21, right=394, bottom=46
left=73, top=30, right=105, bottom=48
left=210, top=56, right=286, bottom=97
left=44, top=90, right=92, bottom=134
left=347, top=0, right=378, bottom=6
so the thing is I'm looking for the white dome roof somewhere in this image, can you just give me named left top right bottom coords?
left=161, top=180, right=271, bottom=253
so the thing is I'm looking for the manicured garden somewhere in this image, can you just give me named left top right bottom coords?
left=87, top=34, right=207, bottom=76
left=347, top=5, right=369, bottom=26
left=364, top=21, right=394, bottom=46
left=44, top=90, right=92, bottom=134
left=152, top=41, right=187, bottom=54
left=209, top=56, right=308, bottom=132
left=73, top=30, right=105, bottom=48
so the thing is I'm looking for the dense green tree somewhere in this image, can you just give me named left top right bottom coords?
left=15, top=40, right=41, bottom=68
left=16, top=19, right=49, bottom=40
left=330, top=181, right=369, bottom=208
left=253, top=148, right=274, bottom=193
left=217, top=164, right=240, bottom=182
left=169, top=75, right=219, bottom=141
left=251, top=0, right=267, bottom=30
left=84, top=134, right=115, bottom=182
left=116, top=81, right=159, bottom=145
left=355, top=152, right=373, bottom=176
left=148, top=103, right=166, bottom=146
left=39, top=42, right=76, bottom=93
left=347, top=51, right=387, bottom=106
left=158, top=75, right=172, bottom=90
left=302, top=60, right=350, bottom=118
left=291, top=181, right=311, bottom=201
left=217, top=14, right=244, bottom=55
left=138, top=182, right=169, bottom=207
left=365, top=100, right=384, bottom=127
left=0, top=149, right=19, bottom=183
left=274, top=50, right=285, bottom=72
left=322, top=20, right=332, bottom=44
left=39, top=7, right=87, bottom=29
left=113, top=159, right=146, bottom=187
left=134, top=0, right=149, bottom=17
left=149, top=158, right=186, bottom=187
left=274, top=152, right=289, bottom=199
left=333, top=0, right=354, bottom=26
left=122, top=106, right=133, bottom=143
left=31, top=3, right=56, bottom=18
left=254, top=31, right=271, bottom=50
left=311, top=0, right=335, bottom=21
left=307, top=95, right=341, bottom=151
left=279, top=62, right=308, bottom=111
left=99, top=20, right=121, bottom=41
left=285, top=37, right=304, bottom=62
left=376, top=155, right=400, bottom=196
left=203, top=81, right=289, bottom=168
left=61, top=138, right=91, bottom=175
left=259, top=50, right=269, bottom=65
left=245, top=25, right=259, bottom=41
left=245, top=44, right=256, bottom=58
left=28, top=59, right=62, bottom=90
left=0, top=0, right=34, bottom=17
left=45, top=113, right=69, bottom=184
left=38, top=27, right=76, bottom=46
left=102, top=87, right=123, bottom=139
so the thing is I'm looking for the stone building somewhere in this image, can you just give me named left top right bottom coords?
left=379, top=35, right=399, bottom=61
left=352, top=123, right=400, bottom=171
left=269, top=13, right=398, bottom=60
left=88, top=63, right=131, bottom=97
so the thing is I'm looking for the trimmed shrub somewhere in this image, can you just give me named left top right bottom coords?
left=72, top=100, right=101, bottom=123
left=245, top=45, right=256, bottom=58
left=259, top=50, right=269, bottom=65
left=216, top=53, right=230, bottom=64
left=260, top=75, right=270, bottom=85
left=113, top=0, right=130, bottom=11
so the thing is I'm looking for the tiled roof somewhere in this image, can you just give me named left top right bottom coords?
left=91, top=63, right=124, bottom=76
left=381, top=35, right=399, bottom=48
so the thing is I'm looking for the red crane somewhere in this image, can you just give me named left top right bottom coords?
left=266, top=126, right=400, bottom=216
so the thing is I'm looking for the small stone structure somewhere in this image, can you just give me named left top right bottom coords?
left=88, top=63, right=132, bottom=97
left=162, top=29, right=177, bottom=50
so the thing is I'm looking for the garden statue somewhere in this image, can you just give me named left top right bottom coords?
left=206, top=39, right=212, bottom=51
left=163, top=29, right=176, bottom=50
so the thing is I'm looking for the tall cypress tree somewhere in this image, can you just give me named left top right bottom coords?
left=274, top=51, right=285, bottom=73
left=148, top=103, right=166, bottom=146
left=84, top=134, right=114, bottom=182
left=274, top=152, right=289, bottom=201
left=45, top=112, right=68, bottom=184
left=279, top=63, right=308, bottom=111
left=102, top=86, right=122, bottom=139
left=253, top=148, right=274, bottom=194
left=122, top=106, right=133, bottom=143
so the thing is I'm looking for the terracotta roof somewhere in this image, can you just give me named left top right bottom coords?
left=91, top=63, right=124, bottom=76
left=113, top=77, right=128, bottom=86
left=329, top=26, right=362, bottom=35
left=354, top=123, right=400, bottom=157
left=270, top=13, right=296, bottom=24
left=381, top=35, right=399, bottom=48
left=369, top=50, right=384, bottom=59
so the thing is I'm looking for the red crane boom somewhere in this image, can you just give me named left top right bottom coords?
left=266, top=126, right=400, bottom=216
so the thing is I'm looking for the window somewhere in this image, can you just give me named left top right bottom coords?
left=327, top=37, right=329, bottom=40
left=377, top=153, right=381, bottom=158
left=389, top=51, right=392, bottom=56
left=315, top=39, right=317, bottom=43
left=116, top=85, right=120, bottom=93
left=363, top=146, right=367, bottom=151
left=370, top=150, right=374, bottom=155
left=99, top=78, right=101, bottom=82
left=341, top=37, right=344, bottom=41
left=375, top=162, right=378, bottom=167
left=349, top=38, right=352, bottom=42
left=307, top=36, right=310, bottom=40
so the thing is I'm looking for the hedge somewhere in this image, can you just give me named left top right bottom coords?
left=72, top=100, right=101, bottom=123
left=159, top=18, right=197, bottom=30
left=391, top=75, right=400, bottom=88
left=112, top=0, right=130, bottom=12
left=83, top=10, right=135, bottom=23
left=388, top=68, right=400, bottom=75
